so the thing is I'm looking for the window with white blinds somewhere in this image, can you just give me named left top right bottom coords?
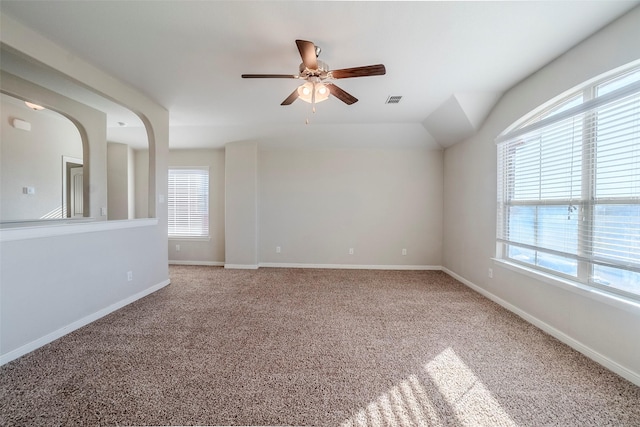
left=497, top=66, right=640, bottom=300
left=168, top=168, right=209, bottom=238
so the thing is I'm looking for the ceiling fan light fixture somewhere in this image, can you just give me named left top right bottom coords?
left=242, top=39, right=385, bottom=108
left=297, top=81, right=329, bottom=104
left=314, top=83, right=330, bottom=102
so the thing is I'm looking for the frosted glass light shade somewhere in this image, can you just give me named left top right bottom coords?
left=297, top=81, right=330, bottom=104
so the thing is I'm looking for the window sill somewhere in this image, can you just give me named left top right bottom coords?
left=168, top=236, right=211, bottom=242
left=492, top=258, right=640, bottom=314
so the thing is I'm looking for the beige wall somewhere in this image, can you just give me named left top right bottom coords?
left=259, top=148, right=443, bottom=267
left=1, top=71, right=107, bottom=221
left=107, top=142, right=130, bottom=220
left=106, top=142, right=139, bottom=220
left=127, top=144, right=135, bottom=219
left=134, top=149, right=150, bottom=219
left=225, top=141, right=259, bottom=268
left=1, top=95, right=82, bottom=221
left=442, top=7, right=640, bottom=384
left=164, top=145, right=442, bottom=268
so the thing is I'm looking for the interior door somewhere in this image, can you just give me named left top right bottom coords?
left=70, top=166, right=83, bottom=217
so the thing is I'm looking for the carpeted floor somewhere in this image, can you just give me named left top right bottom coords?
left=1, top=266, right=639, bottom=426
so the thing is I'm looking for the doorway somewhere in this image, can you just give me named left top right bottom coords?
left=62, top=156, right=83, bottom=218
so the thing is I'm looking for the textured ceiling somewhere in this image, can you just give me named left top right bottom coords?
left=1, top=1, right=638, bottom=149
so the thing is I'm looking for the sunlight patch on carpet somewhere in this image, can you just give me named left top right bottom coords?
left=341, top=347, right=516, bottom=427
left=425, top=347, right=516, bottom=426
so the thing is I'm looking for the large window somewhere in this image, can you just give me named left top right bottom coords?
left=497, top=66, right=640, bottom=300
left=168, top=167, right=209, bottom=238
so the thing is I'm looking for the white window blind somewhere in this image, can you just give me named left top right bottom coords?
left=168, top=168, right=209, bottom=237
left=497, top=68, right=640, bottom=299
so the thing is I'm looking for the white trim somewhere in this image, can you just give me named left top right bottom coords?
left=0, top=278, right=171, bottom=366
left=169, top=260, right=224, bottom=266
left=441, top=267, right=640, bottom=388
left=493, top=258, right=640, bottom=314
left=168, top=236, right=211, bottom=242
left=259, top=262, right=441, bottom=270
left=0, top=218, right=158, bottom=242
left=496, top=72, right=640, bottom=143
left=224, top=264, right=259, bottom=270
left=168, top=166, right=211, bottom=171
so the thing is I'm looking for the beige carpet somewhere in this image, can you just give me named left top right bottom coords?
left=1, top=266, right=638, bottom=426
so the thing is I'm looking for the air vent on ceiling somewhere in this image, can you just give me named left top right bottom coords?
left=385, top=95, right=402, bottom=104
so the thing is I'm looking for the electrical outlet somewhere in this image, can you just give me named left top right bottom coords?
left=276, top=246, right=281, bottom=253
left=127, top=271, right=133, bottom=282
left=176, top=244, right=181, bottom=252
left=488, top=268, right=493, bottom=279
left=349, top=248, right=354, bottom=255
left=402, top=248, right=407, bottom=256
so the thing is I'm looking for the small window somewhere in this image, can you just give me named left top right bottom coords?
left=496, top=64, right=640, bottom=300
left=596, top=68, right=640, bottom=97
left=168, top=168, right=209, bottom=238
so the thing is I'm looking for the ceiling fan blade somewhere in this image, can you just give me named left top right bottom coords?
left=330, top=64, right=386, bottom=79
left=296, top=39, right=318, bottom=70
left=281, top=88, right=299, bottom=105
left=326, top=83, right=358, bottom=105
left=242, top=74, right=297, bottom=79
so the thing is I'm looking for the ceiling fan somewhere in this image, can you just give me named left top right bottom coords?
left=242, top=40, right=386, bottom=109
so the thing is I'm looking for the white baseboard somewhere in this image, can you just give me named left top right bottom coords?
left=0, top=279, right=171, bottom=367
left=441, top=267, right=640, bottom=388
left=259, top=262, right=441, bottom=270
left=177, top=262, right=439, bottom=271
left=224, top=264, right=259, bottom=270
left=169, top=260, right=224, bottom=266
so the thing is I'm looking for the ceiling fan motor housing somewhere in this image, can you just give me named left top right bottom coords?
left=299, top=60, right=329, bottom=79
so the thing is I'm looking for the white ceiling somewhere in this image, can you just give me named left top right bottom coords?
left=1, top=1, right=638, bottom=150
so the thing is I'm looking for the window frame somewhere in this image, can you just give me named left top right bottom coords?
left=167, top=166, right=210, bottom=239
left=496, top=65, right=640, bottom=302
